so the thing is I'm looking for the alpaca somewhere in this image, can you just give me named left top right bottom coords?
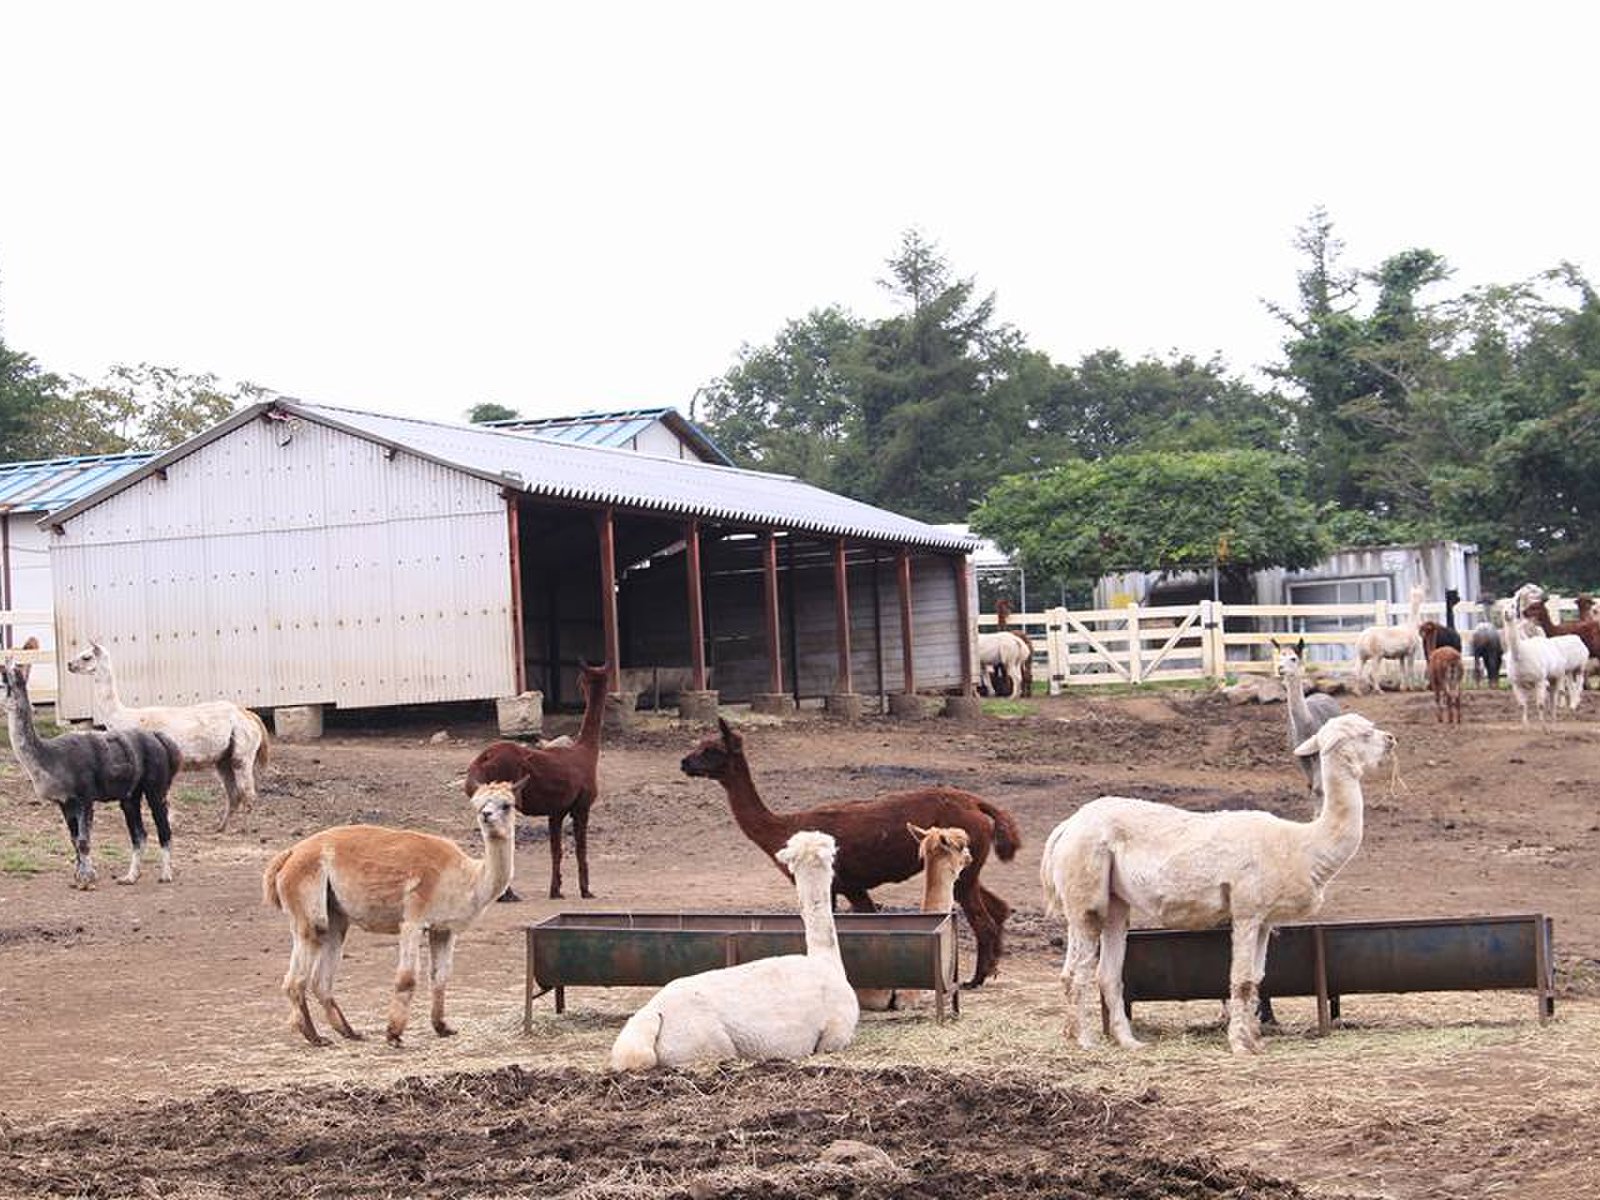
left=856, top=823, right=973, bottom=1011
left=1, top=658, right=182, bottom=888
left=681, top=718, right=1020, bottom=986
left=609, top=830, right=858, bottom=1070
left=463, top=661, right=610, bottom=901
left=1354, top=585, right=1425, bottom=693
left=1271, top=638, right=1342, bottom=796
left=65, top=641, right=268, bottom=833
left=1418, top=621, right=1462, bottom=657
left=1522, top=598, right=1600, bottom=668
left=263, top=780, right=522, bottom=1046
left=1500, top=605, right=1588, bottom=724
left=1469, top=609, right=1504, bottom=689
left=1040, top=712, right=1394, bottom=1054
left=1428, top=646, right=1463, bottom=724
left=977, top=632, right=1030, bottom=697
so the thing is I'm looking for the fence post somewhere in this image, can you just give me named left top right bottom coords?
left=1374, top=597, right=1390, bottom=627
left=1047, top=606, right=1066, bottom=695
left=1210, top=601, right=1228, bottom=679
left=1199, top=600, right=1215, bottom=679
left=1126, top=604, right=1142, bottom=685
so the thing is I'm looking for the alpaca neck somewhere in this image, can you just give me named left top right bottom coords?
left=715, top=756, right=791, bottom=853
left=920, top=860, right=960, bottom=914
left=471, top=829, right=516, bottom=911
left=1306, top=756, right=1365, bottom=888
left=1283, top=668, right=1313, bottom=728
left=1531, top=609, right=1557, bottom=636
left=794, top=863, right=842, bottom=963
left=91, top=664, right=127, bottom=724
left=575, top=682, right=606, bottom=747
left=4, top=697, right=47, bottom=781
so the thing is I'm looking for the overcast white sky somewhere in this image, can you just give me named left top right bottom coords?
left=2, top=2, right=1594, bottom=425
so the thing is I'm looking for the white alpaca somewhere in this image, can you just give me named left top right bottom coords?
left=1271, top=638, right=1342, bottom=797
left=263, top=780, right=522, bottom=1045
left=977, top=631, right=1030, bottom=697
left=1040, top=712, right=1394, bottom=1055
left=856, top=823, right=973, bottom=1011
left=1354, top=585, right=1425, bottom=693
left=1499, top=605, right=1588, bottom=725
left=67, top=641, right=269, bottom=832
left=609, top=830, right=859, bottom=1070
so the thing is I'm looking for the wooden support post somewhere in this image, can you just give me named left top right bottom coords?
left=833, top=538, right=853, bottom=694
left=596, top=507, right=620, bottom=693
left=763, top=532, right=785, bottom=695
left=685, top=519, right=707, bottom=691
left=954, top=556, right=975, bottom=694
left=897, top=549, right=915, bottom=694
left=506, top=497, right=525, bottom=693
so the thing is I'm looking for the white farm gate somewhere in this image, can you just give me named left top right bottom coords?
left=977, top=597, right=1567, bottom=692
left=0, top=609, right=56, bottom=702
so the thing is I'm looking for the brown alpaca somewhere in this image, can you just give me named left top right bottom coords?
left=464, top=662, right=610, bottom=900
left=1522, top=599, right=1600, bottom=661
left=680, top=718, right=1021, bottom=986
left=1428, top=646, right=1463, bottom=724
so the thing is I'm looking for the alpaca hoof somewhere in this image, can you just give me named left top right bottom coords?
left=1116, top=1036, right=1149, bottom=1051
left=959, top=978, right=985, bottom=991
left=158, top=871, right=174, bottom=884
left=433, top=1023, right=457, bottom=1038
left=547, top=888, right=563, bottom=900
left=386, top=1031, right=404, bottom=1047
left=580, top=889, right=596, bottom=899
left=496, top=888, right=523, bottom=904
left=116, top=874, right=138, bottom=886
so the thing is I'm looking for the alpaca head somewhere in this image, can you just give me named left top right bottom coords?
left=1270, top=638, right=1307, bottom=678
left=64, top=641, right=108, bottom=678
left=469, top=779, right=523, bottom=841
left=776, top=829, right=837, bottom=874
left=1292, top=712, right=1394, bottom=776
left=0, top=659, right=29, bottom=710
left=679, top=717, right=743, bottom=780
left=910, top=824, right=972, bottom=874
left=576, top=661, right=611, bottom=703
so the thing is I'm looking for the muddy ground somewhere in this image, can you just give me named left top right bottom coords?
left=1, top=684, right=1596, bottom=1199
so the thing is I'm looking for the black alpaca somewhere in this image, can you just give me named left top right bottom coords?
left=1, top=661, right=182, bottom=888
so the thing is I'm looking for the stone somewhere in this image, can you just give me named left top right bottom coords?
left=825, top=692, right=864, bottom=720
left=676, top=689, right=720, bottom=723
left=495, top=691, right=544, bottom=738
left=750, top=692, right=797, bottom=717
left=273, top=704, right=324, bottom=742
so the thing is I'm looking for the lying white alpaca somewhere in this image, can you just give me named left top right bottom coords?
left=263, top=780, right=522, bottom=1046
left=609, top=830, right=859, bottom=1070
left=857, top=823, right=972, bottom=1011
left=1354, top=585, right=1425, bottom=693
left=1500, top=604, right=1588, bottom=725
left=1040, top=712, right=1394, bottom=1055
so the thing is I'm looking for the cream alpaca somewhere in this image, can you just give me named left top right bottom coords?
left=1040, top=713, right=1394, bottom=1055
left=857, top=824, right=973, bottom=1011
left=609, top=830, right=858, bottom=1070
left=263, top=781, right=521, bottom=1046
left=67, top=641, right=269, bottom=832
left=1499, top=604, right=1588, bottom=724
left=1354, top=585, right=1425, bottom=693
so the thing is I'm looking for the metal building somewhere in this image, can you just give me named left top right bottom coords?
left=44, top=400, right=979, bottom=722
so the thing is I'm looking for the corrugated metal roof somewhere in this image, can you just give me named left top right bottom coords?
left=0, top=451, right=157, bottom=514
left=293, top=402, right=976, bottom=552
left=489, top=406, right=734, bottom=465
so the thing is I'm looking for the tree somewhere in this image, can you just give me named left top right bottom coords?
left=0, top=337, right=68, bottom=460
left=972, top=450, right=1330, bottom=596
left=468, top=402, right=520, bottom=423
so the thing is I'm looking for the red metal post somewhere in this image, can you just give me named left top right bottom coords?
left=685, top=519, right=707, bottom=691
left=833, top=539, right=853, bottom=693
left=763, top=532, right=784, bottom=694
left=897, top=549, right=915, bottom=694
left=506, top=497, right=525, bottom=693
left=954, top=555, right=975, bottom=695
left=596, top=507, right=620, bottom=693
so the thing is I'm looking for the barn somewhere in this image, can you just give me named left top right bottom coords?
left=44, top=399, right=980, bottom=731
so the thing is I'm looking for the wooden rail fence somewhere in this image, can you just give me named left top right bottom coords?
left=0, top=609, right=57, bottom=702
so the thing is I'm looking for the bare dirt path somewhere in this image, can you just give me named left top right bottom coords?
left=1, top=687, right=1596, bottom=1198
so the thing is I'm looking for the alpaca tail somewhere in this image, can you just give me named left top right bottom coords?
left=978, top=800, right=1022, bottom=862
left=609, top=1007, right=663, bottom=1072
left=1038, top=819, right=1073, bottom=917
left=262, top=847, right=294, bottom=909
left=247, top=709, right=270, bottom=768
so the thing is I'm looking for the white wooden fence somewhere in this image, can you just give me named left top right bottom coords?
left=0, top=609, right=56, bottom=702
left=979, top=598, right=1584, bottom=693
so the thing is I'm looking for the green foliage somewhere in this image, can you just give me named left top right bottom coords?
left=468, top=402, right=520, bottom=423
left=973, top=450, right=1329, bottom=591
left=0, top=337, right=70, bottom=460
left=26, top=364, right=263, bottom=455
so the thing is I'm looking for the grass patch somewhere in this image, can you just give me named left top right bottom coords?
left=0, top=830, right=65, bottom=877
left=980, top=698, right=1035, bottom=718
left=173, top=786, right=213, bottom=806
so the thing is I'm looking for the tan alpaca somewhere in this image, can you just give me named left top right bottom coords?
left=857, top=824, right=974, bottom=1011
left=1040, top=713, right=1394, bottom=1055
left=1354, top=585, right=1426, bottom=693
left=263, top=780, right=521, bottom=1046
left=67, top=641, right=269, bottom=832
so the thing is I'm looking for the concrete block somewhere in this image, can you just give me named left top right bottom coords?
left=750, top=692, right=797, bottom=717
left=604, top=690, right=639, bottom=732
left=677, top=689, right=720, bottom=723
left=943, top=695, right=985, bottom=721
left=889, top=692, right=943, bottom=719
left=274, top=704, right=324, bottom=742
left=825, top=692, right=865, bottom=720
left=496, top=691, right=545, bottom=737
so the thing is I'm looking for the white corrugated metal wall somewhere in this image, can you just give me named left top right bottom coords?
left=51, top=415, right=516, bottom=719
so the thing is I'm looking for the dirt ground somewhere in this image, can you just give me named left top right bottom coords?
left=2, top=684, right=1597, bottom=1199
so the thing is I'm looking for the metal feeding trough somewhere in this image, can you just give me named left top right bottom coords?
left=524, top=911, right=959, bottom=1030
left=1121, top=913, right=1556, bottom=1033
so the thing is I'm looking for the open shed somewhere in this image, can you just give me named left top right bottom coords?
left=44, top=400, right=979, bottom=725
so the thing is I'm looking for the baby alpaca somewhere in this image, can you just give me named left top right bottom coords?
left=1428, top=646, right=1463, bottom=724
left=610, top=830, right=858, bottom=1070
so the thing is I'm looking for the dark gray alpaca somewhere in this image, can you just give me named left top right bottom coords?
left=1, top=660, right=183, bottom=889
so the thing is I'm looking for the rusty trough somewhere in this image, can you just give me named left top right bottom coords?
left=1121, top=913, right=1556, bottom=1033
left=524, top=911, right=959, bottom=1031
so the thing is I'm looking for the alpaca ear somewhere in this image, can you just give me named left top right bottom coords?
left=907, top=822, right=928, bottom=842
left=1269, top=638, right=1281, bottom=651
left=1293, top=726, right=1326, bottom=757
left=510, top=775, right=530, bottom=799
left=717, top=716, right=741, bottom=749
left=1295, top=638, right=1306, bottom=656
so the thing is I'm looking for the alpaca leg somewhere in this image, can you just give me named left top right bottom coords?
left=1062, top=916, right=1104, bottom=1049
left=1251, top=924, right=1275, bottom=1031
left=146, top=786, right=175, bottom=883
left=1096, top=898, right=1144, bottom=1049
left=546, top=814, right=565, bottom=899
left=1226, top=921, right=1265, bottom=1055
left=312, top=909, right=360, bottom=1040
left=69, top=799, right=98, bottom=889
left=284, top=930, right=329, bottom=1045
left=572, top=800, right=595, bottom=898
left=386, top=922, right=424, bottom=1045
left=428, top=929, right=457, bottom=1037
left=117, top=797, right=147, bottom=884
left=842, top=890, right=878, bottom=912
left=957, top=888, right=999, bottom=988
left=215, top=760, right=242, bottom=833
